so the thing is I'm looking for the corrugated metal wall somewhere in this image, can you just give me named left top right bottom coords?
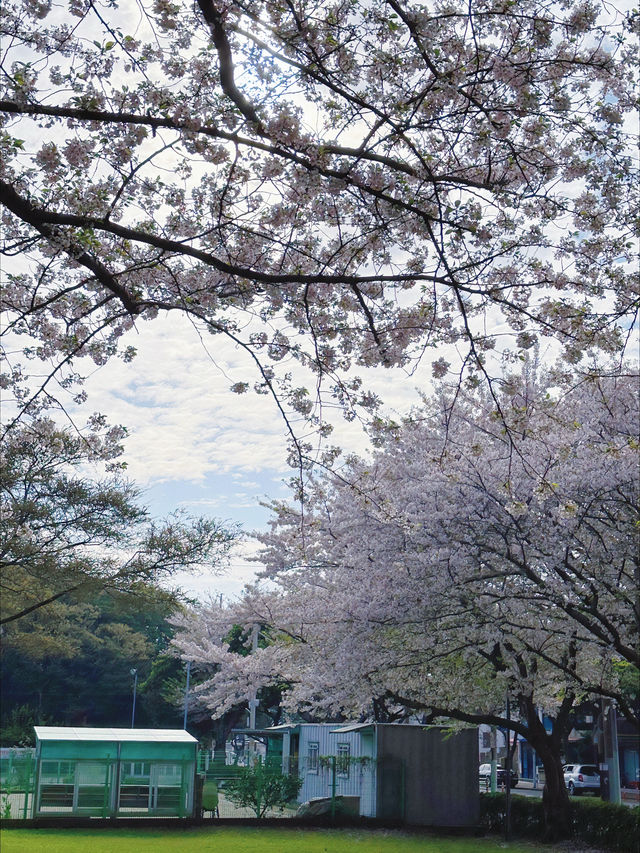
left=376, top=725, right=479, bottom=827
left=297, top=725, right=376, bottom=815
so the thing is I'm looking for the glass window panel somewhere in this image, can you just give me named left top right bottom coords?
left=155, top=764, right=181, bottom=785
left=41, top=760, right=75, bottom=783
left=76, top=762, right=107, bottom=785
left=308, top=742, right=319, bottom=773
left=337, top=744, right=350, bottom=779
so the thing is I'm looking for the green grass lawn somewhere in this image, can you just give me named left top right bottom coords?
left=0, top=827, right=566, bottom=853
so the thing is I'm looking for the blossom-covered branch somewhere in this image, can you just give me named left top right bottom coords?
left=1, top=0, right=637, bottom=426
left=173, top=365, right=638, bottom=835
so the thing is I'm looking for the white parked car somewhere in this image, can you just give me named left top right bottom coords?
left=563, top=764, right=600, bottom=796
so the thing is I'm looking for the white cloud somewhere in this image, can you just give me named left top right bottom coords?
left=171, top=538, right=266, bottom=602
left=79, top=313, right=291, bottom=486
left=73, top=306, right=573, bottom=597
left=77, top=309, right=454, bottom=493
left=177, top=498, right=224, bottom=509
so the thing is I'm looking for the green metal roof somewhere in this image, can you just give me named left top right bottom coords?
left=232, top=724, right=299, bottom=736
left=329, top=723, right=375, bottom=734
left=34, top=727, right=197, bottom=743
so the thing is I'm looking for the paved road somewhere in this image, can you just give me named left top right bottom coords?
left=511, top=785, right=542, bottom=798
left=480, top=784, right=542, bottom=798
left=480, top=782, right=639, bottom=807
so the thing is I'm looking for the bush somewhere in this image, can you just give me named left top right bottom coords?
left=222, top=758, right=302, bottom=818
left=572, top=797, right=640, bottom=852
left=479, top=793, right=639, bottom=852
left=480, top=793, right=545, bottom=838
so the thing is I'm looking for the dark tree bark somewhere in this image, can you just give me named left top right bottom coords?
left=521, top=697, right=572, bottom=840
left=407, top=694, right=575, bottom=841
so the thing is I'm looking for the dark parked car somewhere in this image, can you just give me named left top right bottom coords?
left=479, top=763, right=518, bottom=788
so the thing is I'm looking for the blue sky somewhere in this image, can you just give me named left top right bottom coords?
left=78, top=310, right=450, bottom=601
left=48, top=292, right=639, bottom=603
left=79, top=312, right=292, bottom=600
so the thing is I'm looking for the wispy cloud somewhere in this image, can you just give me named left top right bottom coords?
left=78, top=313, right=291, bottom=487
left=75, top=310, right=544, bottom=596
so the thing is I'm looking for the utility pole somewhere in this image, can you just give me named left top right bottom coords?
left=505, top=696, right=512, bottom=843
left=130, top=668, right=138, bottom=728
left=183, top=660, right=191, bottom=730
left=609, top=703, right=621, bottom=803
left=600, top=699, right=621, bottom=804
left=490, top=726, right=498, bottom=793
left=248, top=624, right=259, bottom=730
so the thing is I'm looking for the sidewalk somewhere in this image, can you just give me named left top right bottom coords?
left=482, top=778, right=639, bottom=806
left=515, top=779, right=639, bottom=805
left=516, top=779, right=540, bottom=790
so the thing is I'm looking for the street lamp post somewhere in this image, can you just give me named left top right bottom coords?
left=248, top=625, right=259, bottom=730
left=130, top=668, right=138, bottom=728
left=505, top=695, right=512, bottom=843
left=183, top=661, right=191, bottom=730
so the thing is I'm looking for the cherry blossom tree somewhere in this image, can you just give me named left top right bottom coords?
left=0, top=416, right=238, bottom=624
left=1, top=0, right=637, bottom=435
left=172, top=365, right=639, bottom=838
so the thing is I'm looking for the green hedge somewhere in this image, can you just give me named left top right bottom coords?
left=479, top=793, right=639, bottom=852
left=480, top=793, right=544, bottom=838
left=572, top=797, right=640, bottom=852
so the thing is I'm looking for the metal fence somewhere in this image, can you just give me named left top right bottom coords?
left=198, top=754, right=299, bottom=819
left=199, top=754, right=404, bottom=821
left=1, top=749, right=405, bottom=822
left=0, top=749, right=36, bottom=819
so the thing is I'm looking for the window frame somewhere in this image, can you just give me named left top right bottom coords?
left=307, top=741, right=319, bottom=774
left=123, top=761, right=150, bottom=778
left=336, top=743, right=350, bottom=779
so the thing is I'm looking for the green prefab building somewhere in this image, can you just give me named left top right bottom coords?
left=33, top=727, right=198, bottom=818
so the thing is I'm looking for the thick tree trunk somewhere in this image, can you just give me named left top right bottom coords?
left=524, top=705, right=572, bottom=840
left=409, top=693, right=576, bottom=840
left=539, top=743, right=572, bottom=840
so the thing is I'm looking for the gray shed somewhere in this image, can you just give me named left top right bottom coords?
left=368, top=723, right=479, bottom=826
left=237, top=722, right=479, bottom=826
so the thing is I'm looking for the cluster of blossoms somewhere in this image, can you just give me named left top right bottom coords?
left=176, top=368, right=639, bottom=719
left=172, top=366, right=638, bottom=825
left=0, top=0, right=637, bottom=430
